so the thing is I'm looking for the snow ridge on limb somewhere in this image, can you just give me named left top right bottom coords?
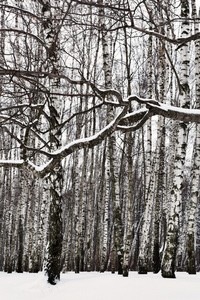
left=1, top=88, right=200, bottom=177
left=145, top=103, right=200, bottom=123
left=119, top=100, right=200, bottom=126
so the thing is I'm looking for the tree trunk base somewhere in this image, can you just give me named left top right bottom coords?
left=138, top=262, right=147, bottom=274
left=161, top=271, right=176, bottom=278
left=138, top=269, right=148, bottom=274
left=123, top=265, right=129, bottom=277
left=186, top=256, right=196, bottom=274
left=187, top=266, right=196, bottom=275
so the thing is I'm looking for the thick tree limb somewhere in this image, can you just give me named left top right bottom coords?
left=119, top=101, right=200, bottom=126
left=147, top=103, right=200, bottom=123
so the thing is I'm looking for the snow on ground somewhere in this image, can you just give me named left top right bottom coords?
left=0, top=271, right=199, bottom=300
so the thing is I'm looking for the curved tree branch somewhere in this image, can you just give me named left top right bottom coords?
left=0, top=29, right=47, bottom=49
left=0, top=105, right=128, bottom=177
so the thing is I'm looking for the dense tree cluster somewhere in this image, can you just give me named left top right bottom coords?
left=0, top=0, right=200, bottom=284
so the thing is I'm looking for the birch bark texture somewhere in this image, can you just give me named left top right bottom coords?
left=41, top=0, right=64, bottom=285
left=138, top=28, right=153, bottom=275
left=161, top=0, right=190, bottom=278
left=99, top=0, right=124, bottom=274
left=186, top=0, right=200, bottom=274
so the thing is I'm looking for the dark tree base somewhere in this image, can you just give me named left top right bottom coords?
left=138, top=264, right=147, bottom=274
left=48, top=278, right=57, bottom=285
left=138, top=270, right=148, bottom=274
left=161, top=271, right=176, bottom=278
left=123, top=265, right=129, bottom=277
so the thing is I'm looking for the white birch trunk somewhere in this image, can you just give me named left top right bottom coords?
left=98, top=0, right=124, bottom=273
left=2, top=169, right=15, bottom=272
left=100, top=141, right=109, bottom=272
left=73, top=150, right=81, bottom=273
left=123, top=133, right=134, bottom=276
left=86, top=106, right=96, bottom=271
left=121, top=28, right=134, bottom=276
left=186, top=0, right=200, bottom=274
left=153, top=34, right=167, bottom=273
left=138, top=31, right=153, bottom=274
left=161, top=0, right=190, bottom=278
left=42, top=0, right=64, bottom=284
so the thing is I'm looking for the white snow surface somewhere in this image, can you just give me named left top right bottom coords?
left=0, top=271, right=199, bottom=300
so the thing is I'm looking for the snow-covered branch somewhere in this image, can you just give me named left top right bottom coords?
left=119, top=97, right=200, bottom=127
left=145, top=102, right=200, bottom=123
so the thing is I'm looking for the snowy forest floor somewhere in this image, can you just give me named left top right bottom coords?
left=0, top=271, right=199, bottom=300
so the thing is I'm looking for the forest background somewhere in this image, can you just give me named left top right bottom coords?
left=1, top=0, right=200, bottom=285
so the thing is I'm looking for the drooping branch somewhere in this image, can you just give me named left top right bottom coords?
left=0, top=105, right=128, bottom=177
left=0, top=29, right=47, bottom=49
left=0, top=4, right=43, bottom=22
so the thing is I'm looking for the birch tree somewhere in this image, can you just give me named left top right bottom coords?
left=40, top=0, right=64, bottom=285
left=2, top=0, right=200, bottom=284
left=186, top=0, right=200, bottom=274
left=98, top=0, right=124, bottom=273
left=161, top=0, right=191, bottom=278
left=121, top=26, right=134, bottom=277
left=138, top=20, right=154, bottom=274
